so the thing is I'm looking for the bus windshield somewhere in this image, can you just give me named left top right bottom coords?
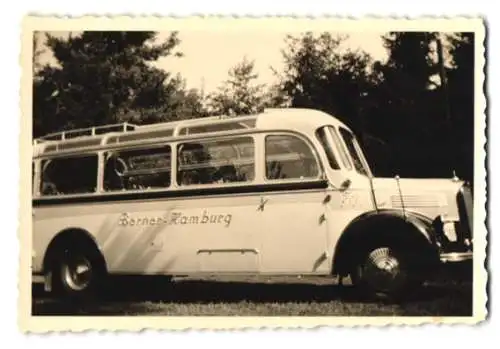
left=338, top=127, right=370, bottom=177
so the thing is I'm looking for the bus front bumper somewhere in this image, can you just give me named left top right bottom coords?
left=440, top=251, right=473, bottom=263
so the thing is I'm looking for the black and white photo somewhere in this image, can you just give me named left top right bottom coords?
left=19, top=16, right=487, bottom=331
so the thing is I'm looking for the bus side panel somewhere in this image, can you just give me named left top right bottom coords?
left=258, top=190, right=329, bottom=274
left=32, top=188, right=374, bottom=277
left=323, top=188, right=378, bottom=270
left=32, top=203, right=116, bottom=274
left=109, top=194, right=263, bottom=275
left=32, top=203, right=133, bottom=274
left=144, top=193, right=263, bottom=274
left=32, top=193, right=263, bottom=276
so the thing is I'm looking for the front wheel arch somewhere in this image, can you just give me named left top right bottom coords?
left=43, top=228, right=107, bottom=275
left=332, top=211, right=440, bottom=278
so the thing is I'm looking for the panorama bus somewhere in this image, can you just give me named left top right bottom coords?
left=31, top=108, right=473, bottom=300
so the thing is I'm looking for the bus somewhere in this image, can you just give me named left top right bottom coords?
left=31, top=108, right=473, bottom=300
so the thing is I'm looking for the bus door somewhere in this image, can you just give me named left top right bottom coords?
left=257, top=134, right=330, bottom=274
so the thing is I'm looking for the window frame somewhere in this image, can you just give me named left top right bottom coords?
left=315, top=126, right=342, bottom=171
left=326, top=126, right=353, bottom=171
left=263, top=132, right=323, bottom=183
left=39, top=152, right=100, bottom=197
left=338, top=127, right=372, bottom=177
left=102, top=144, right=173, bottom=192
left=32, top=128, right=331, bottom=198
left=175, top=135, right=257, bottom=188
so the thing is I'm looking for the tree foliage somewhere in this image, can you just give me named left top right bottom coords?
left=277, top=33, right=381, bottom=135
left=32, top=32, right=45, bottom=75
left=33, top=30, right=475, bottom=182
left=373, top=32, right=474, bottom=180
left=276, top=32, right=390, bottom=172
left=274, top=31, right=475, bottom=181
left=206, top=57, right=268, bottom=116
left=445, top=32, right=475, bottom=181
left=367, top=32, right=442, bottom=177
left=33, top=31, right=196, bottom=137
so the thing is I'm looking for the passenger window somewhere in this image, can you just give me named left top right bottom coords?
left=104, top=146, right=172, bottom=191
left=41, top=155, right=98, bottom=195
left=265, top=135, right=319, bottom=180
left=177, top=137, right=255, bottom=186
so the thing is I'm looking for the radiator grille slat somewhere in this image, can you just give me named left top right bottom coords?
left=391, top=195, right=444, bottom=208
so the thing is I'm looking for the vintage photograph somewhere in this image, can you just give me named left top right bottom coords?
left=19, top=16, right=487, bottom=331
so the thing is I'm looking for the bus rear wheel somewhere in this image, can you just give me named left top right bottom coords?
left=50, top=243, right=106, bottom=301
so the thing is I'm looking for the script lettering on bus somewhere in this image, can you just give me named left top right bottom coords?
left=118, top=210, right=232, bottom=227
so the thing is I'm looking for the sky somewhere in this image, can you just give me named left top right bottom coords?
left=152, top=31, right=389, bottom=93
left=36, top=30, right=390, bottom=94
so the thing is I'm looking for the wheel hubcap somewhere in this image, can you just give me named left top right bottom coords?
left=362, top=247, right=406, bottom=293
left=62, top=256, right=92, bottom=291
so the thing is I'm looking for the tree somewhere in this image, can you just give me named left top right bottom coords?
left=277, top=33, right=381, bottom=133
left=206, top=57, right=267, bottom=116
left=380, top=32, right=438, bottom=89
left=369, top=32, right=448, bottom=177
left=275, top=32, right=390, bottom=172
left=32, top=31, right=45, bottom=75
left=261, top=82, right=291, bottom=109
left=271, top=31, right=474, bottom=179
left=370, top=31, right=475, bottom=180
left=374, top=32, right=440, bottom=135
left=159, top=78, right=209, bottom=120
left=33, top=31, right=184, bottom=138
left=446, top=32, right=475, bottom=182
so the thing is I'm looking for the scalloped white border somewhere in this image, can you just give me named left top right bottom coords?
left=18, top=15, right=488, bottom=332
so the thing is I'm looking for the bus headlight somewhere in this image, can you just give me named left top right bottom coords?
left=442, top=221, right=458, bottom=242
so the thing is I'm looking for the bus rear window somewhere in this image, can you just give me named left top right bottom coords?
left=41, top=155, right=98, bottom=195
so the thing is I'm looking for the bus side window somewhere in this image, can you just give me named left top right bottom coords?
left=103, top=146, right=172, bottom=191
left=177, top=137, right=255, bottom=186
left=41, top=155, right=98, bottom=195
left=265, top=135, right=319, bottom=180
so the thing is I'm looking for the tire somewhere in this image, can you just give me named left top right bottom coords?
left=50, top=242, right=107, bottom=301
left=351, top=242, right=424, bottom=301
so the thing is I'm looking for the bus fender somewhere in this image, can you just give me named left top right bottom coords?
left=332, top=209, right=439, bottom=277
left=42, top=227, right=108, bottom=276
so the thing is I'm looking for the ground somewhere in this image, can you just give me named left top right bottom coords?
left=31, top=272, right=473, bottom=316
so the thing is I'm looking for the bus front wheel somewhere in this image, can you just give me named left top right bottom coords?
left=351, top=243, right=423, bottom=301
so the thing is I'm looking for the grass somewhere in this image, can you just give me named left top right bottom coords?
left=31, top=274, right=473, bottom=317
